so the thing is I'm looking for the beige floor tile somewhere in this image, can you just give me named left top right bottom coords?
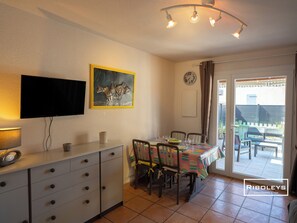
left=200, top=186, right=224, bottom=199
left=129, top=215, right=155, bottom=223
left=92, top=217, right=112, bottom=223
left=142, top=204, right=174, bottom=223
left=164, top=212, right=197, bottom=223
left=157, top=195, right=185, bottom=211
left=242, top=198, right=271, bottom=215
left=225, top=184, right=245, bottom=196
left=177, top=201, right=208, bottom=221
left=210, top=200, right=240, bottom=218
left=139, top=190, right=161, bottom=202
left=200, top=210, right=234, bottom=223
left=124, top=190, right=137, bottom=203
left=190, top=193, right=216, bottom=209
left=270, top=205, right=288, bottom=222
left=218, top=191, right=245, bottom=206
left=124, top=196, right=153, bottom=213
left=236, top=208, right=269, bottom=223
left=104, top=206, right=138, bottom=223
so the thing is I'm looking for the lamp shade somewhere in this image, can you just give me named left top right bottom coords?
left=0, top=128, right=21, bottom=150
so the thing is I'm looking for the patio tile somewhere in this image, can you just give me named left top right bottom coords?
left=129, top=215, right=155, bottom=223
left=104, top=206, right=138, bottom=223
left=242, top=198, right=271, bottom=215
left=142, top=204, right=174, bottom=223
left=189, top=193, right=216, bottom=209
left=270, top=205, right=288, bottom=222
left=124, top=196, right=154, bottom=213
left=218, top=191, right=246, bottom=206
left=177, top=202, right=208, bottom=221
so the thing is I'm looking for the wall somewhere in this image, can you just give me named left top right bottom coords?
left=0, top=3, right=175, bottom=183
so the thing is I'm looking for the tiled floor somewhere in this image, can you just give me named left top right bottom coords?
left=93, top=173, right=295, bottom=223
left=216, top=146, right=283, bottom=179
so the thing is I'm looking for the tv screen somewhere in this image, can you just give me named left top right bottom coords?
left=21, top=75, right=86, bottom=119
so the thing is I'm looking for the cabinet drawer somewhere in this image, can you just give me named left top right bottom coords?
left=0, top=186, right=29, bottom=223
left=31, top=160, right=70, bottom=183
left=33, top=190, right=100, bottom=223
left=32, top=178, right=99, bottom=217
left=71, top=153, right=99, bottom=171
left=71, top=164, right=99, bottom=185
left=31, top=173, right=71, bottom=200
left=101, top=146, right=123, bottom=162
left=0, top=170, right=27, bottom=194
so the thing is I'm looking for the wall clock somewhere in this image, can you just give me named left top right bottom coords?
left=183, top=71, right=197, bottom=85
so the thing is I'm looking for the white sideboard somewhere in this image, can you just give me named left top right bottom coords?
left=0, top=141, right=123, bottom=223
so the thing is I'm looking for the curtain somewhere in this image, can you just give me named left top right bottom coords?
left=199, top=61, right=215, bottom=143
left=290, top=52, right=297, bottom=195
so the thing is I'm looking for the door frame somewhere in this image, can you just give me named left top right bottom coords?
left=209, top=64, right=294, bottom=183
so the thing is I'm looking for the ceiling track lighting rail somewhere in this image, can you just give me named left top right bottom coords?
left=161, top=4, right=247, bottom=39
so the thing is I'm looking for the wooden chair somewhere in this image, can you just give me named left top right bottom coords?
left=187, top=132, right=207, bottom=144
left=156, top=143, right=188, bottom=204
left=170, top=131, right=186, bottom=141
left=132, top=139, right=157, bottom=195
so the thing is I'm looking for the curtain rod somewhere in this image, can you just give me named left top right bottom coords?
left=194, top=52, right=295, bottom=66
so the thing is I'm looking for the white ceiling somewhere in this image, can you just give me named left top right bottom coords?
left=1, top=0, right=297, bottom=62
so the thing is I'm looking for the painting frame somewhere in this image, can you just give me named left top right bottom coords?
left=90, top=64, right=135, bottom=109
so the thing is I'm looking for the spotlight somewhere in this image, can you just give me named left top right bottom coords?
left=232, top=24, right=244, bottom=39
left=209, top=12, right=222, bottom=27
left=166, top=11, right=176, bottom=29
left=190, top=7, right=199, bottom=24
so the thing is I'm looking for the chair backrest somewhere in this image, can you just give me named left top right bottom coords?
left=171, top=131, right=186, bottom=141
left=187, top=132, right=206, bottom=144
left=156, top=143, right=180, bottom=172
left=234, top=135, right=241, bottom=150
left=132, top=139, right=153, bottom=167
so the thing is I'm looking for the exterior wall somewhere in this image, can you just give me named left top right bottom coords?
left=0, top=4, right=174, bottom=183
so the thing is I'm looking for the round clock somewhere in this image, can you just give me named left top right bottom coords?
left=183, top=71, right=197, bottom=85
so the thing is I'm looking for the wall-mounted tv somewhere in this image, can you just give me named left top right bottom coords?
left=21, top=75, right=86, bottom=119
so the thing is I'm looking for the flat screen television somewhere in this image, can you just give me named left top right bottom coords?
left=21, top=75, right=86, bottom=119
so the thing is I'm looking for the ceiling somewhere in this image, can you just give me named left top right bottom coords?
left=1, top=0, right=297, bottom=62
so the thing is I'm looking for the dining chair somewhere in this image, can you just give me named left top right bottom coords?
left=234, top=135, right=252, bottom=162
left=132, top=139, right=157, bottom=195
left=156, top=143, right=188, bottom=204
left=170, top=131, right=186, bottom=141
left=187, top=132, right=207, bottom=144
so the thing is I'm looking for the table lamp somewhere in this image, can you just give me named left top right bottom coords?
left=0, top=127, right=22, bottom=167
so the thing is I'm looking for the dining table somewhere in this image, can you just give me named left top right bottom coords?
left=130, top=138, right=225, bottom=201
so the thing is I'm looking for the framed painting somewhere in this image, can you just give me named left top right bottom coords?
left=90, top=64, right=135, bottom=109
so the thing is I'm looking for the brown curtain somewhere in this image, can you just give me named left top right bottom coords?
left=199, top=61, right=215, bottom=143
left=290, top=52, right=297, bottom=195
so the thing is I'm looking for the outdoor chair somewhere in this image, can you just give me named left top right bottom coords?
left=132, top=139, right=157, bottom=195
left=234, top=135, right=252, bottom=162
left=187, top=132, right=207, bottom=144
left=156, top=143, right=189, bottom=204
left=221, top=134, right=251, bottom=161
left=171, top=131, right=186, bottom=141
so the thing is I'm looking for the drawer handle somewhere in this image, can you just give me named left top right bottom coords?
left=102, top=186, right=106, bottom=190
left=50, top=184, right=55, bottom=189
left=85, top=199, right=90, bottom=204
left=111, top=152, right=115, bottom=156
left=0, top=181, right=6, bottom=187
left=83, top=159, right=89, bottom=163
left=50, top=168, right=55, bottom=173
left=50, top=200, right=56, bottom=205
left=85, top=186, right=89, bottom=191
left=85, top=173, right=89, bottom=177
left=51, top=215, right=56, bottom=221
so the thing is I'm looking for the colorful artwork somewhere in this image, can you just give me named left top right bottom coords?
left=90, top=64, right=135, bottom=108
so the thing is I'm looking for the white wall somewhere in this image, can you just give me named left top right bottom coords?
left=0, top=3, right=174, bottom=183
